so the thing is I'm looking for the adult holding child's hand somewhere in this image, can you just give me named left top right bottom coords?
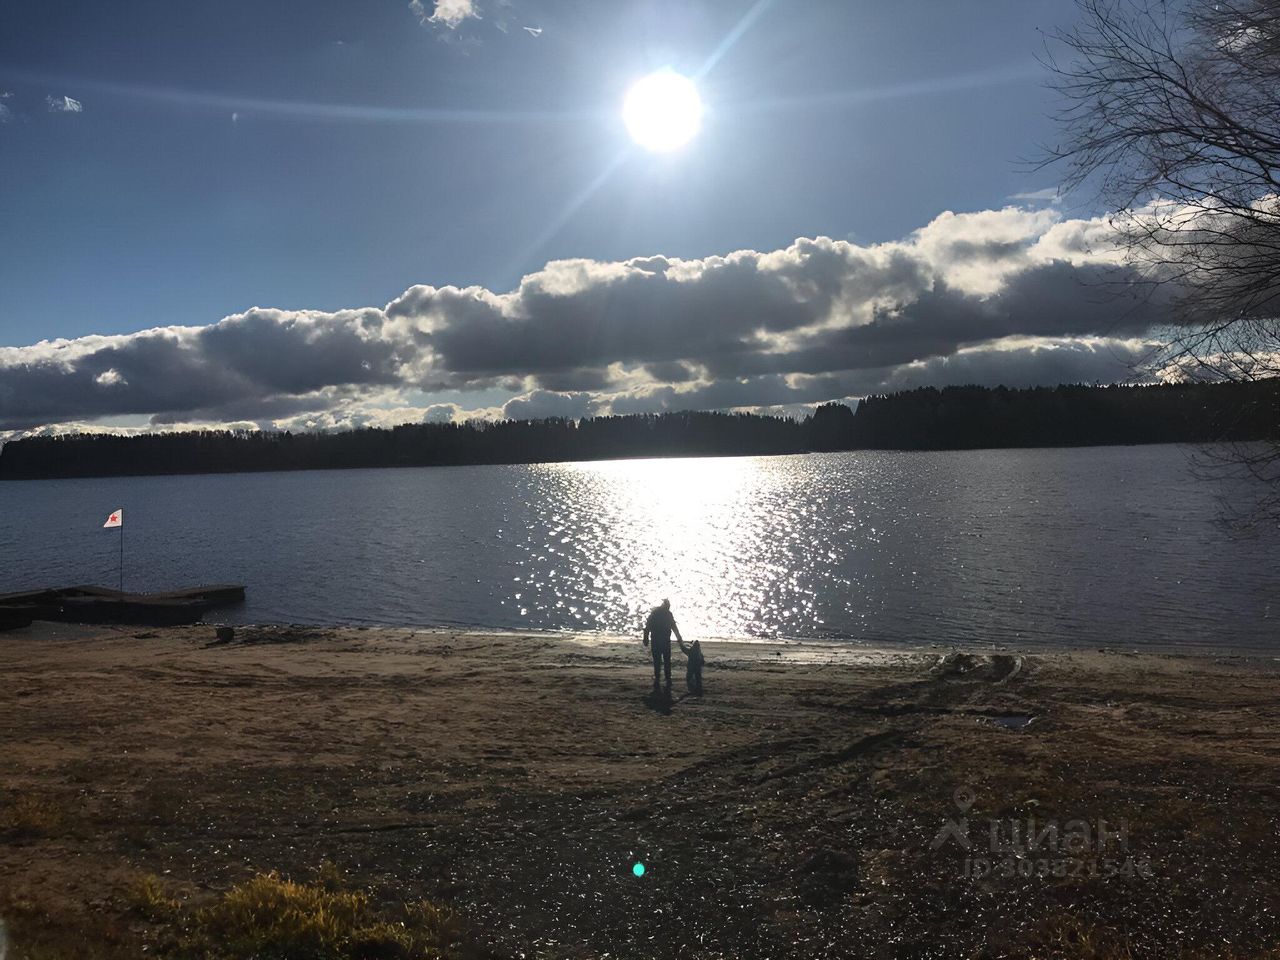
left=642, top=599, right=682, bottom=695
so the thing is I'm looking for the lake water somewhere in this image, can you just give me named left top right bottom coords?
left=1, top=446, right=1275, bottom=652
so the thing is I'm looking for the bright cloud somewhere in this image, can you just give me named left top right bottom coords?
left=1009, top=187, right=1061, bottom=203
left=410, top=0, right=479, bottom=29
left=45, top=95, right=83, bottom=113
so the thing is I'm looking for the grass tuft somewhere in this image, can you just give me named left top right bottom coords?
left=143, top=869, right=463, bottom=960
left=0, top=793, right=65, bottom=837
left=198, top=871, right=370, bottom=958
left=128, top=875, right=181, bottom=922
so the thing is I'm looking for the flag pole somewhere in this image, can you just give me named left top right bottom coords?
left=119, top=507, right=124, bottom=594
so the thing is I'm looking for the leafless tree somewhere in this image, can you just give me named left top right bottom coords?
left=1044, top=0, right=1280, bottom=522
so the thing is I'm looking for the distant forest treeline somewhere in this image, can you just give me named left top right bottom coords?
left=1, top=380, right=1276, bottom=480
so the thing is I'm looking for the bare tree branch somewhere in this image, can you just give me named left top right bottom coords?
left=1044, top=0, right=1280, bottom=523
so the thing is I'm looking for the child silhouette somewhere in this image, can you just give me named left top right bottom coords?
left=678, top=636, right=705, bottom=696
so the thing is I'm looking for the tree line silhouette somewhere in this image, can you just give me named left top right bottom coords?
left=1, top=380, right=1274, bottom=480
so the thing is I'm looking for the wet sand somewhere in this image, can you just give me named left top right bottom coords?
left=2, top=623, right=1279, bottom=958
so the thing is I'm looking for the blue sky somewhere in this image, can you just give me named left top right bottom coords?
left=1, top=1, right=1163, bottom=433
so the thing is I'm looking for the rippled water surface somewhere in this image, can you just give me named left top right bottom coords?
left=1, top=446, right=1275, bottom=651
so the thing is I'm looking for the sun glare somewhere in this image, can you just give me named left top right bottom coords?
left=622, top=70, right=703, bottom=152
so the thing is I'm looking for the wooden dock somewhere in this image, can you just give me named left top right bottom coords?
left=0, top=584, right=246, bottom=628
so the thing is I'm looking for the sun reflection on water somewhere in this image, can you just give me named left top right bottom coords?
left=512, top=456, right=838, bottom=639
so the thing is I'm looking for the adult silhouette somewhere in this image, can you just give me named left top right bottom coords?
left=643, top=599, right=683, bottom=694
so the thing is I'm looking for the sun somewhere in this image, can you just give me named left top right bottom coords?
left=622, top=70, right=703, bottom=152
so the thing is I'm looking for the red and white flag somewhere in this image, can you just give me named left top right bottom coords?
left=103, top=509, right=123, bottom=529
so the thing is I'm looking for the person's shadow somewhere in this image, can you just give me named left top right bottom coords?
left=642, top=688, right=692, bottom=715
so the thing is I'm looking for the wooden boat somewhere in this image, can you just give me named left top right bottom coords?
left=0, top=590, right=61, bottom=628
left=0, top=606, right=35, bottom=631
left=0, top=584, right=246, bottom=627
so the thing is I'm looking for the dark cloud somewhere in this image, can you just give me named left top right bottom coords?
left=776, top=261, right=1169, bottom=377
left=501, top=390, right=600, bottom=420
left=643, top=360, right=700, bottom=383
left=0, top=308, right=405, bottom=430
left=530, top=366, right=616, bottom=392
left=605, top=337, right=1158, bottom=415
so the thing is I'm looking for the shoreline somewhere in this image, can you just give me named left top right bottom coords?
left=1, top=437, right=1262, bottom=485
left=3, top=622, right=1279, bottom=958
left=213, top=619, right=1280, bottom=662
left=18, top=615, right=1280, bottom=665
left=0, top=439, right=1226, bottom=484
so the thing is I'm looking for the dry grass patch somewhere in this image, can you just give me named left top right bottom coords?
left=134, top=868, right=466, bottom=960
left=0, top=793, right=66, bottom=837
left=128, top=874, right=182, bottom=923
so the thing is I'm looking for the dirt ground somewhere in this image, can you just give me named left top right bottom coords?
left=2, top=623, right=1279, bottom=959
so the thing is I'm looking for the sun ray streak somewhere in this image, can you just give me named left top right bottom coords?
left=720, top=62, right=1045, bottom=117
left=500, top=147, right=634, bottom=286
left=3, top=69, right=601, bottom=125
left=696, top=0, right=778, bottom=80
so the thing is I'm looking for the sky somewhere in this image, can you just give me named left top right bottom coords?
left=0, top=0, right=1169, bottom=434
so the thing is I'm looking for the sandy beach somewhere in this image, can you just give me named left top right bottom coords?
left=2, top=623, right=1279, bottom=959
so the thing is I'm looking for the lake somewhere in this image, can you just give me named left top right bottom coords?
left=1, top=446, right=1275, bottom=652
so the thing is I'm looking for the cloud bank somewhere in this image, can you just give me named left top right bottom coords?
left=0, top=207, right=1175, bottom=435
